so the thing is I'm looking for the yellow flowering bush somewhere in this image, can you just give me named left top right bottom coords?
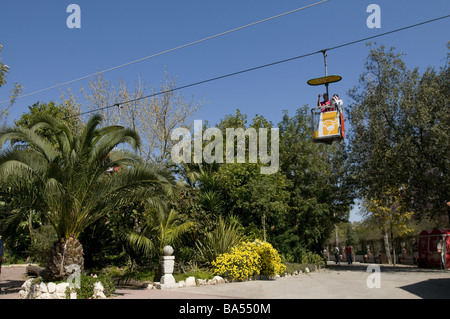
left=211, top=240, right=286, bottom=281
left=211, top=242, right=261, bottom=281
left=250, top=240, right=286, bottom=277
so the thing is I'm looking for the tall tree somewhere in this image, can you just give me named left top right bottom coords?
left=214, top=110, right=290, bottom=241
left=0, top=44, right=8, bottom=88
left=15, top=101, right=82, bottom=140
left=278, top=106, right=352, bottom=254
left=81, top=71, right=203, bottom=163
left=0, top=44, right=23, bottom=125
left=347, top=43, right=450, bottom=224
left=363, top=188, right=414, bottom=265
left=0, top=114, right=175, bottom=280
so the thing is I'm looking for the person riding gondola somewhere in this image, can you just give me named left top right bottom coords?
left=317, top=93, right=332, bottom=112
left=331, top=93, right=343, bottom=112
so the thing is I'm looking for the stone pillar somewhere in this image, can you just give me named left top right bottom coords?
left=157, top=245, right=177, bottom=289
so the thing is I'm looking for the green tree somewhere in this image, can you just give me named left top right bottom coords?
left=278, top=106, right=352, bottom=255
left=216, top=162, right=290, bottom=240
left=15, top=101, right=82, bottom=138
left=347, top=43, right=450, bottom=224
left=124, top=207, right=194, bottom=280
left=214, top=110, right=290, bottom=241
left=363, top=188, right=414, bottom=265
left=124, top=208, right=195, bottom=259
left=0, top=114, right=175, bottom=280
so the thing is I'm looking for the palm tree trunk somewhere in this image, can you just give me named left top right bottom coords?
left=45, top=235, right=84, bottom=281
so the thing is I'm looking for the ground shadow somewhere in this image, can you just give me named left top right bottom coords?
left=326, top=262, right=447, bottom=274
left=399, top=278, right=450, bottom=299
left=0, top=279, right=24, bottom=295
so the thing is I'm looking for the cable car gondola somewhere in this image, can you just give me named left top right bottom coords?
left=307, top=51, right=345, bottom=144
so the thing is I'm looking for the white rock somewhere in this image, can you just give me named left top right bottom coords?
left=55, top=292, right=67, bottom=299
left=36, top=292, right=51, bottom=299
left=21, top=279, right=33, bottom=291
left=178, top=280, right=186, bottom=288
left=93, top=282, right=106, bottom=299
left=94, top=281, right=104, bottom=291
left=214, top=276, right=225, bottom=284
left=196, top=279, right=207, bottom=285
left=305, top=267, right=310, bottom=273
left=47, top=282, right=57, bottom=293
left=18, top=290, right=29, bottom=299
left=185, top=276, right=196, bottom=287
left=31, top=286, right=42, bottom=298
left=56, top=282, right=69, bottom=294
left=95, top=291, right=106, bottom=299
left=39, top=282, right=48, bottom=293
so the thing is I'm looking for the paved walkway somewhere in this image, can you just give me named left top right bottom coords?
left=2, top=262, right=450, bottom=299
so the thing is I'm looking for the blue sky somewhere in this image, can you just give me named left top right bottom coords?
left=1, top=0, right=449, bottom=221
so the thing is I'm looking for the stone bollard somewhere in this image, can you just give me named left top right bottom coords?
left=157, top=245, right=177, bottom=289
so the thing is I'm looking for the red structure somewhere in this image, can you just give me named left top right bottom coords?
left=417, top=228, right=450, bottom=269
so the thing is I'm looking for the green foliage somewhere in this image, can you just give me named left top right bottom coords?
left=300, top=251, right=325, bottom=266
left=28, top=224, right=58, bottom=266
left=278, top=106, right=352, bottom=254
left=0, top=113, right=176, bottom=279
left=3, top=43, right=447, bottom=276
left=196, top=214, right=244, bottom=264
left=14, top=101, right=81, bottom=139
left=347, top=43, right=450, bottom=221
left=215, top=162, right=290, bottom=240
left=124, top=208, right=195, bottom=258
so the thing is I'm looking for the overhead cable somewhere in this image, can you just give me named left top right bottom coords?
left=73, top=14, right=450, bottom=118
left=0, top=0, right=330, bottom=105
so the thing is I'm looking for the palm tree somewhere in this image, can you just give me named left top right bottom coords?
left=124, top=208, right=194, bottom=258
left=0, top=114, right=175, bottom=280
left=124, top=207, right=194, bottom=280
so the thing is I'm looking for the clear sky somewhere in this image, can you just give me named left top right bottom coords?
left=1, top=0, right=449, bottom=221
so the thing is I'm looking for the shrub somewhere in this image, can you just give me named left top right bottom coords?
left=67, top=273, right=116, bottom=299
left=196, top=215, right=244, bottom=264
left=250, top=240, right=286, bottom=277
left=211, top=242, right=261, bottom=281
left=211, top=240, right=286, bottom=281
left=300, top=251, right=325, bottom=266
left=28, top=224, right=58, bottom=266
